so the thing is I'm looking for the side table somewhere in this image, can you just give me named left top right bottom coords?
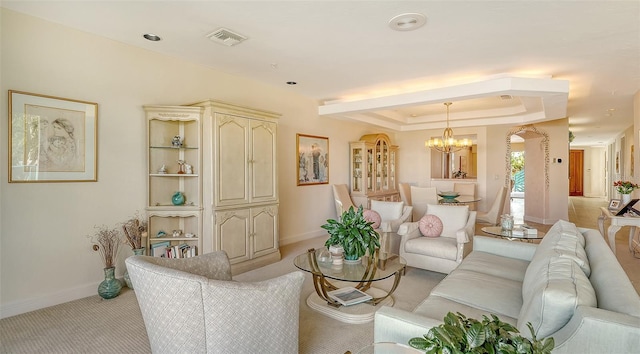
left=597, top=206, right=640, bottom=255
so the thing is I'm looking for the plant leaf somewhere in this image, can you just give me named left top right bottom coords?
left=466, top=323, right=486, bottom=349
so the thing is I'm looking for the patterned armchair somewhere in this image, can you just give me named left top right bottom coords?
left=126, top=251, right=305, bottom=354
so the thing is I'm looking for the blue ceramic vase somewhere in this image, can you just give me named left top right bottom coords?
left=123, top=248, right=145, bottom=289
left=98, top=267, right=122, bottom=299
left=172, top=191, right=185, bottom=205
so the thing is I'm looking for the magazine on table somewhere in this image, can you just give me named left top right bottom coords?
left=327, top=287, right=373, bottom=306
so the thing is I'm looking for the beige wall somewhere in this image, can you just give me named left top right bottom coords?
left=0, top=9, right=379, bottom=317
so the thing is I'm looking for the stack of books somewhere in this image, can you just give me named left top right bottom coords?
left=511, top=225, right=538, bottom=237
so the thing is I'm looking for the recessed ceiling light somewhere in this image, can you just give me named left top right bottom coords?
left=286, top=81, right=297, bottom=85
left=143, top=33, right=161, bottom=41
left=388, top=13, right=427, bottom=31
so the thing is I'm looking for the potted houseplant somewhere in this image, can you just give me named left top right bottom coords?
left=614, top=180, right=639, bottom=205
left=408, top=312, right=554, bottom=354
left=321, top=205, right=380, bottom=261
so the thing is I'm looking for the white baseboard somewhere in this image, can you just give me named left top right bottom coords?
left=1, top=281, right=102, bottom=319
left=280, top=229, right=326, bottom=246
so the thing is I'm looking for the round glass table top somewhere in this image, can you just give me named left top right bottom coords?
left=294, top=248, right=406, bottom=282
left=481, top=226, right=545, bottom=240
left=438, top=195, right=482, bottom=204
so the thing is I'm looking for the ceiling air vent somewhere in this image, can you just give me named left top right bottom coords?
left=206, top=28, right=247, bottom=47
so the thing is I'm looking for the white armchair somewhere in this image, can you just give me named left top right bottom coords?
left=398, top=204, right=476, bottom=274
left=126, top=251, right=305, bottom=354
left=370, top=200, right=412, bottom=255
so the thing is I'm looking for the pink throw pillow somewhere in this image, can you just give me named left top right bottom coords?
left=363, top=209, right=381, bottom=229
left=419, top=214, right=443, bottom=237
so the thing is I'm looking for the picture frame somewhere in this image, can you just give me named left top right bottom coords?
left=297, top=133, right=329, bottom=186
left=609, top=199, right=621, bottom=210
left=8, top=90, right=98, bottom=182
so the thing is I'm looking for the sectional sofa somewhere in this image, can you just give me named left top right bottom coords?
left=374, top=220, right=640, bottom=353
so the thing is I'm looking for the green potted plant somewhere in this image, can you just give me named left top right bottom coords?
left=408, top=312, right=554, bottom=354
left=321, top=205, right=380, bottom=261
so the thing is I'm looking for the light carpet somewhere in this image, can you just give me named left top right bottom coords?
left=0, top=236, right=445, bottom=354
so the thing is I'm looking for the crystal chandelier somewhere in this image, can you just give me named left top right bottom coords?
left=425, top=102, right=471, bottom=153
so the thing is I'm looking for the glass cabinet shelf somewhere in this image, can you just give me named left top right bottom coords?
left=149, top=174, right=199, bottom=177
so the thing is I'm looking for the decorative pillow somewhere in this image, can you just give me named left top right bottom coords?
left=518, top=256, right=596, bottom=338
left=419, top=214, right=443, bottom=237
left=425, top=204, right=469, bottom=239
left=370, top=200, right=404, bottom=220
left=362, top=209, right=381, bottom=229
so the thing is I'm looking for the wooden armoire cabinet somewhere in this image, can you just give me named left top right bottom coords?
left=190, top=100, right=281, bottom=275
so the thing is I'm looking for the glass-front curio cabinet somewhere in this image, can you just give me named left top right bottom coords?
left=350, top=133, right=399, bottom=208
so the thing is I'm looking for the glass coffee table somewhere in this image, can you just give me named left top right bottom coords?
left=481, top=226, right=545, bottom=241
left=294, top=248, right=406, bottom=323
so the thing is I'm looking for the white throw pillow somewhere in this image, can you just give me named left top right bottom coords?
left=370, top=200, right=404, bottom=220
left=533, top=220, right=590, bottom=277
left=424, top=204, right=469, bottom=239
left=518, top=256, right=596, bottom=338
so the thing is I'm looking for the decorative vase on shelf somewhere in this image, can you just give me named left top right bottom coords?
left=98, top=267, right=122, bottom=299
left=622, top=194, right=632, bottom=205
left=172, top=191, right=185, bottom=206
left=123, top=248, right=145, bottom=289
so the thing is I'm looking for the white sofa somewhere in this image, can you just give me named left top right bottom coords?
left=375, top=220, right=640, bottom=353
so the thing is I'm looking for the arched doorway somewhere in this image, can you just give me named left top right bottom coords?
left=505, top=125, right=550, bottom=224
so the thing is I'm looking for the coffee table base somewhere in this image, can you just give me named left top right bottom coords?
left=306, top=287, right=394, bottom=324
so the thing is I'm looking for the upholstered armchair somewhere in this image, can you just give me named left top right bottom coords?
left=409, top=186, right=438, bottom=221
left=370, top=200, right=412, bottom=255
left=398, top=204, right=476, bottom=274
left=126, top=251, right=305, bottom=354
left=332, top=184, right=356, bottom=219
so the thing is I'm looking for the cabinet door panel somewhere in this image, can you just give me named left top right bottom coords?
left=251, top=205, right=278, bottom=258
left=215, top=209, right=250, bottom=263
left=216, top=115, right=249, bottom=206
left=251, top=121, right=277, bottom=203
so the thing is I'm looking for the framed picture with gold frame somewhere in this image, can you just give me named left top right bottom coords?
left=8, top=90, right=98, bottom=182
left=297, top=133, right=329, bottom=186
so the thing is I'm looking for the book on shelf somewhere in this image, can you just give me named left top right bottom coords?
left=327, top=287, right=372, bottom=306
left=151, top=241, right=171, bottom=257
left=150, top=241, right=198, bottom=258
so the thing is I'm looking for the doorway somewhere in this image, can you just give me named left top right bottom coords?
left=505, top=125, right=550, bottom=224
left=569, top=150, right=584, bottom=196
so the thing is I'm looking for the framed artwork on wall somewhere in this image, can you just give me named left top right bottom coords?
left=297, top=133, right=329, bottom=186
left=8, top=90, right=98, bottom=182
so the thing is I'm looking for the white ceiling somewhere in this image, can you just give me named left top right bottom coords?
left=3, top=1, right=639, bottom=146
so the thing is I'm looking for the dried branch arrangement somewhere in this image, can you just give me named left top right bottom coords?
left=122, top=212, right=148, bottom=250
left=90, top=225, right=122, bottom=269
